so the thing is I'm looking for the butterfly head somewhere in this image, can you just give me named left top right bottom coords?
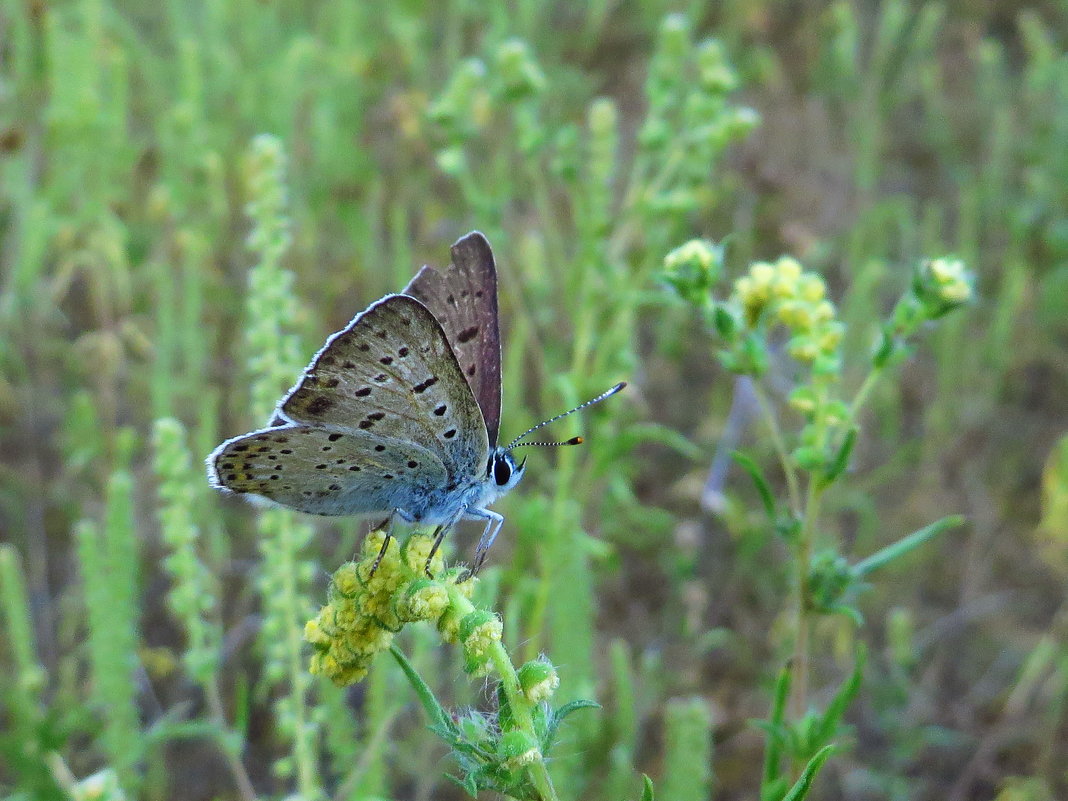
left=488, top=449, right=526, bottom=494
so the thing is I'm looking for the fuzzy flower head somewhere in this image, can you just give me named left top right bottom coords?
left=720, top=256, right=843, bottom=376
left=306, top=530, right=470, bottom=686
left=663, top=238, right=723, bottom=306
left=518, top=658, right=560, bottom=704
left=913, top=256, right=974, bottom=317
left=457, top=609, right=504, bottom=677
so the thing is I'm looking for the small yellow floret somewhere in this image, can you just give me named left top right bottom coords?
left=788, top=391, right=817, bottom=414
left=333, top=564, right=362, bottom=597
left=818, top=323, right=844, bottom=352
left=665, top=238, right=718, bottom=271
left=938, top=280, right=972, bottom=303
left=734, top=276, right=754, bottom=300
left=401, top=582, right=450, bottom=622
left=304, top=618, right=329, bottom=647
left=789, top=338, right=819, bottom=362
left=928, top=257, right=965, bottom=283
left=813, top=300, right=836, bottom=324
left=772, top=275, right=799, bottom=298
left=462, top=616, right=504, bottom=660
left=799, top=274, right=826, bottom=303
left=750, top=261, right=775, bottom=288
left=775, top=256, right=803, bottom=281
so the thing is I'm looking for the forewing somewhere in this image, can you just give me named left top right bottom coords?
left=276, top=294, right=488, bottom=478
left=207, top=424, right=448, bottom=516
left=402, top=232, right=502, bottom=448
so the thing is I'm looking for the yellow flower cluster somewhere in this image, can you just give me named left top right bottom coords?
left=923, top=257, right=973, bottom=304
left=665, top=238, right=719, bottom=273
left=732, top=256, right=843, bottom=362
left=305, top=531, right=473, bottom=686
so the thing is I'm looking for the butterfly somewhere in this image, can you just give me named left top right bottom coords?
left=207, top=232, right=624, bottom=572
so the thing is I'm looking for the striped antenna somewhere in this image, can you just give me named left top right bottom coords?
left=506, top=382, right=626, bottom=450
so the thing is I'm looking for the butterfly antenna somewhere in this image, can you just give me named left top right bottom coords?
left=506, top=382, right=626, bottom=450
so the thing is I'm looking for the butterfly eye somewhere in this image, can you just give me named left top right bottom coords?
left=493, top=455, right=512, bottom=486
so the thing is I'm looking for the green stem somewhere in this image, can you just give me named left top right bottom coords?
left=276, top=521, right=318, bottom=799
left=790, top=480, right=823, bottom=723
left=445, top=586, right=560, bottom=801
left=205, top=682, right=257, bottom=801
left=752, top=382, right=803, bottom=516
left=847, top=366, right=884, bottom=424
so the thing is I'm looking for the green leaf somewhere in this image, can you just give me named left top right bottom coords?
left=640, top=773, right=656, bottom=801
left=761, top=663, right=792, bottom=786
left=390, top=644, right=449, bottom=730
left=731, top=450, right=777, bottom=520
left=760, top=777, right=789, bottom=801
left=545, top=699, right=601, bottom=755
left=853, top=515, right=964, bottom=577
left=814, top=644, right=866, bottom=746
left=780, top=744, right=836, bottom=801
left=872, top=326, right=895, bottom=368
left=554, top=698, right=601, bottom=721
left=820, top=426, right=857, bottom=486
left=828, top=603, right=864, bottom=627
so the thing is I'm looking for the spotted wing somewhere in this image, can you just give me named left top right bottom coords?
left=402, top=232, right=502, bottom=448
left=207, top=424, right=448, bottom=516
left=275, top=294, right=488, bottom=479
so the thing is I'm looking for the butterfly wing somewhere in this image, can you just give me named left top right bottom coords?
left=402, top=232, right=502, bottom=448
left=208, top=424, right=449, bottom=516
left=275, top=294, right=489, bottom=480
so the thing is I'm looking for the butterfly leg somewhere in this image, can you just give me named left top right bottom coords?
left=469, top=508, right=505, bottom=575
left=424, top=524, right=449, bottom=577
left=370, top=508, right=414, bottom=576
left=424, top=507, right=465, bottom=577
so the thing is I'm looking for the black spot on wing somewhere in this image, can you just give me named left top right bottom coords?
left=306, top=396, right=334, bottom=416
left=413, top=375, right=438, bottom=393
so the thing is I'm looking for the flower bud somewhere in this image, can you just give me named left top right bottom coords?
left=497, top=729, right=542, bottom=769
left=663, top=238, right=722, bottom=305
left=518, top=659, right=560, bottom=703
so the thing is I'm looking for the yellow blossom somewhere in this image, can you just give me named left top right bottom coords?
left=750, top=261, right=775, bottom=289
left=799, top=274, right=826, bottom=303
left=665, top=238, right=718, bottom=271
left=818, top=322, right=844, bottom=352
left=772, top=274, right=799, bottom=298
left=789, top=338, right=820, bottom=362
left=775, top=256, right=803, bottom=281
left=938, top=279, right=972, bottom=303
left=812, top=299, right=836, bottom=324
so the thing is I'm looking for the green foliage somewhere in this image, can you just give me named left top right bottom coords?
left=74, top=435, right=143, bottom=794
left=240, top=136, right=323, bottom=796
left=2, top=0, right=1067, bottom=798
left=0, top=546, right=62, bottom=800
left=389, top=639, right=591, bottom=801
left=660, top=697, right=714, bottom=801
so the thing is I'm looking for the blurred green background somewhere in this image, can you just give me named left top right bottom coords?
left=2, top=1, right=1067, bottom=799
